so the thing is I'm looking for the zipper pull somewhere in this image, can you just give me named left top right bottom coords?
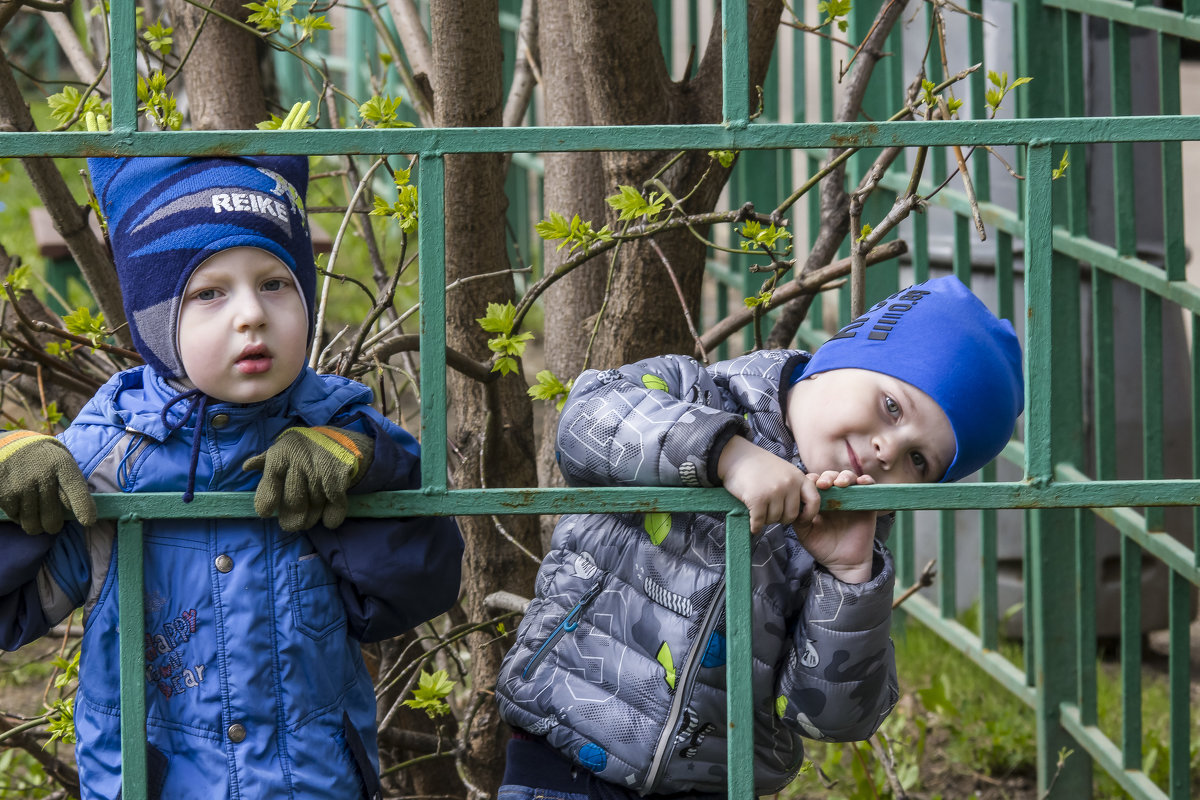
left=564, top=574, right=607, bottom=631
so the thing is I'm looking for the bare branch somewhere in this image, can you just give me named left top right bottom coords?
left=40, top=6, right=100, bottom=85
left=502, top=0, right=539, bottom=129
left=699, top=239, right=907, bottom=354
left=648, top=238, right=706, bottom=363
left=382, top=0, right=434, bottom=122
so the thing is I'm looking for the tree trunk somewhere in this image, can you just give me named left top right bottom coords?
left=538, top=0, right=783, bottom=368
left=167, top=0, right=267, bottom=129
left=533, top=1, right=608, bottom=515
left=430, top=3, right=542, bottom=796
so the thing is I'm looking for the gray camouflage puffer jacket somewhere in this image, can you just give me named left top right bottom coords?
left=495, top=349, right=899, bottom=795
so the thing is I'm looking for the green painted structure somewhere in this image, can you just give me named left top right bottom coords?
left=1, top=1, right=1199, bottom=798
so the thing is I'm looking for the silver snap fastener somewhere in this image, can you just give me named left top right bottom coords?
left=215, top=554, right=233, bottom=573
left=227, top=723, right=246, bottom=743
left=211, top=413, right=230, bottom=429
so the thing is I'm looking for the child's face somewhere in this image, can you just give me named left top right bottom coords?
left=786, top=368, right=956, bottom=484
left=178, top=247, right=308, bottom=404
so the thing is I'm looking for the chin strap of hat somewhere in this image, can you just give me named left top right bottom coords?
left=160, top=388, right=210, bottom=503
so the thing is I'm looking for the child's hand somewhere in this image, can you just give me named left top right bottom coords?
left=794, top=471, right=880, bottom=584
left=0, top=431, right=96, bottom=535
left=717, top=435, right=820, bottom=534
left=242, top=426, right=373, bottom=531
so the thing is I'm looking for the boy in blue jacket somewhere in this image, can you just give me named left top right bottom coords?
left=495, top=276, right=1024, bottom=798
left=0, top=156, right=464, bottom=800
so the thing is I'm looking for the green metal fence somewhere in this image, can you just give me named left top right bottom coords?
left=3, top=1, right=1200, bottom=798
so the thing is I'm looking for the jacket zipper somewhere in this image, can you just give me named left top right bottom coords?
left=522, top=575, right=606, bottom=680
left=644, top=579, right=726, bottom=792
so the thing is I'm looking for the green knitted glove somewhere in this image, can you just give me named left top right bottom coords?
left=242, top=426, right=374, bottom=532
left=0, top=431, right=97, bottom=535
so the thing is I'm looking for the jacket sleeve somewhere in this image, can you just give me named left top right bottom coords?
left=556, top=355, right=748, bottom=489
left=0, top=523, right=93, bottom=651
left=774, top=533, right=899, bottom=743
left=306, top=408, right=464, bottom=643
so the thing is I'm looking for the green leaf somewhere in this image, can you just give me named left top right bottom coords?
left=45, top=698, right=75, bottom=746
left=44, top=342, right=72, bottom=360
left=357, top=95, right=413, bottom=129
left=62, top=307, right=107, bottom=350
left=857, top=223, right=872, bottom=242
left=605, top=185, right=664, bottom=222
left=294, top=14, right=333, bottom=43
left=643, top=512, right=671, bottom=546
left=946, top=96, right=964, bottom=116
left=6, top=263, right=33, bottom=293
left=1052, top=148, right=1070, bottom=181
left=743, top=290, right=772, bottom=309
left=368, top=177, right=419, bottom=233
left=142, top=21, right=173, bottom=56
left=41, top=402, right=63, bottom=432
left=535, top=211, right=611, bottom=253
left=641, top=374, right=669, bottom=392
left=46, top=87, right=111, bottom=131
left=738, top=220, right=792, bottom=253
left=402, top=669, right=455, bottom=719
left=528, top=370, right=573, bottom=411
left=51, top=652, right=79, bottom=690
left=136, top=71, right=182, bottom=130
left=244, top=0, right=295, bottom=32
left=476, top=301, right=518, bottom=335
left=535, top=211, right=573, bottom=247
left=708, top=149, right=737, bottom=168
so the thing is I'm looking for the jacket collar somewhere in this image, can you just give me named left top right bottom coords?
left=85, top=365, right=373, bottom=442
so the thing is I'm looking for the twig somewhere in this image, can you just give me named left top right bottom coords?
left=892, top=559, right=938, bottom=609
left=4, top=284, right=141, bottom=363
left=310, top=155, right=387, bottom=369
left=849, top=740, right=883, bottom=799
left=870, top=731, right=909, bottom=800
left=698, top=239, right=907, bottom=353
left=648, top=238, right=707, bottom=363
left=361, top=335, right=495, bottom=384
left=480, top=408, right=543, bottom=566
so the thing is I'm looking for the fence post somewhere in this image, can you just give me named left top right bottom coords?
left=118, top=516, right=148, bottom=800
left=1024, top=141, right=1091, bottom=798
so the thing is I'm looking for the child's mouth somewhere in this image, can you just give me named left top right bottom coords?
left=236, top=346, right=273, bottom=374
left=845, top=442, right=863, bottom=476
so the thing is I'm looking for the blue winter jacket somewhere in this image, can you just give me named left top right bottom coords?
left=0, top=365, right=464, bottom=800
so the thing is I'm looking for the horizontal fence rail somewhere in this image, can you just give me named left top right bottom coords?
left=1, top=1, right=1198, bottom=798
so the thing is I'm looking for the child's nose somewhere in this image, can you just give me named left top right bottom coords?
left=233, top=294, right=268, bottom=329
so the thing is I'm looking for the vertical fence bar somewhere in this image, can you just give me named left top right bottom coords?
left=1120, top=535, right=1142, bottom=770
left=1075, top=509, right=1097, bottom=725
left=1025, top=142, right=1090, bottom=798
left=109, top=0, right=138, bottom=132
left=1142, top=291, right=1164, bottom=532
left=118, top=516, right=147, bottom=800
left=1158, top=34, right=1185, bottom=283
left=724, top=509, right=754, bottom=800
left=1167, top=570, right=1190, bottom=799
left=418, top=153, right=448, bottom=492
left=1111, top=21, right=1135, bottom=259
left=721, top=0, right=749, bottom=124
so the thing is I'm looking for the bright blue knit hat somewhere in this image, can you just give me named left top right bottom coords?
left=796, top=276, right=1024, bottom=483
left=87, top=156, right=316, bottom=380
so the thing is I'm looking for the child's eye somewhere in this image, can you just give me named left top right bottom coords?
left=884, top=396, right=900, bottom=416
left=262, top=278, right=287, bottom=292
left=911, top=451, right=927, bottom=473
left=193, top=288, right=219, bottom=301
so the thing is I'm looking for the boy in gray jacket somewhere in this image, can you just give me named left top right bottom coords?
left=495, top=275, right=1024, bottom=798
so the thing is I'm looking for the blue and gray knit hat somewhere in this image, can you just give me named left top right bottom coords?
left=794, top=275, right=1024, bottom=483
left=87, top=156, right=316, bottom=380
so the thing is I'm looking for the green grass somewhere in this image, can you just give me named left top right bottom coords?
left=783, top=605, right=1199, bottom=799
